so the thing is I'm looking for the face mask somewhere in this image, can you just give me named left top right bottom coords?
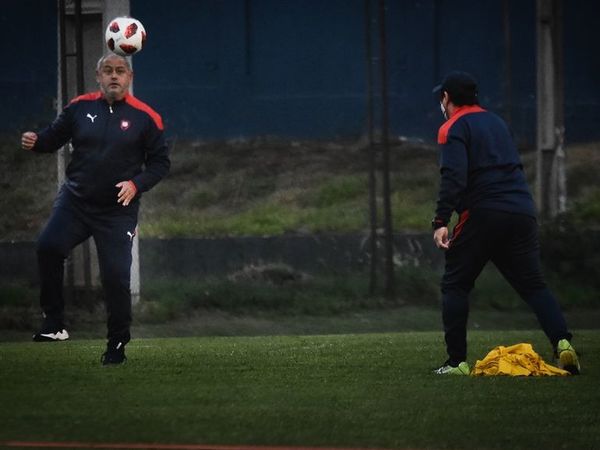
left=440, top=102, right=448, bottom=120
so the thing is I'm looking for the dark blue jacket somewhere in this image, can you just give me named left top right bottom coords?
left=33, top=91, right=170, bottom=206
left=435, top=105, right=536, bottom=225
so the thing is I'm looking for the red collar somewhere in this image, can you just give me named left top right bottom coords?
left=437, top=105, right=486, bottom=144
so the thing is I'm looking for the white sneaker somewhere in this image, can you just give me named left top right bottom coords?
left=33, top=328, right=70, bottom=342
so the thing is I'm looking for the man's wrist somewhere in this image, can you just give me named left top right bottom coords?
left=431, top=218, right=447, bottom=230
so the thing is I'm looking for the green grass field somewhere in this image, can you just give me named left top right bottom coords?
left=1, top=329, right=598, bottom=450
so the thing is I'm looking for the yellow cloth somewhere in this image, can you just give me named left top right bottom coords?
left=472, top=343, right=570, bottom=376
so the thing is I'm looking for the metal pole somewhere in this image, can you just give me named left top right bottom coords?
left=536, top=0, right=553, bottom=219
left=57, top=0, right=74, bottom=302
left=57, top=0, right=67, bottom=188
left=58, top=0, right=68, bottom=112
left=432, top=0, right=441, bottom=83
left=73, top=0, right=92, bottom=300
left=378, top=0, right=394, bottom=298
left=503, top=0, right=513, bottom=126
left=364, top=0, right=378, bottom=295
left=74, top=0, right=84, bottom=96
left=244, top=0, right=252, bottom=75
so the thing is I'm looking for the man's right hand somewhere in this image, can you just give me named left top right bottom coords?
left=21, top=132, right=38, bottom=150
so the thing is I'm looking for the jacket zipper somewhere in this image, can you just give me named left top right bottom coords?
left=101, top=102, right=113, bottom=155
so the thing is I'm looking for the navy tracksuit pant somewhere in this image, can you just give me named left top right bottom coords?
left=37, top=186, right=138, bottom=345
left=442, top=208, right=572, bottom=364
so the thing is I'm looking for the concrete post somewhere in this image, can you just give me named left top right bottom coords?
left=536, top=0, right=566, bottom=220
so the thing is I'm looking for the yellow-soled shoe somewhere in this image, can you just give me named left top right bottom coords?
left=557, top=339, right=580, bottom=375
left=433, top=361, right=470, bottom=375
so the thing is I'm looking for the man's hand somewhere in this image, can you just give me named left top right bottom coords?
left=116, top=180, right=137, bottom=206
left=433, top=226, right=450, bottom=250
left=21, top=132, right=38, bottom=150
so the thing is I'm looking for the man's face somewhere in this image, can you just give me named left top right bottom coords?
left=440, top=91, right=450, bottom=120
left=96, top=56, right=133, bottom=102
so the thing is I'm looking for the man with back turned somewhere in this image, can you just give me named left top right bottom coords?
left=430, top=71, right=579, bottom=375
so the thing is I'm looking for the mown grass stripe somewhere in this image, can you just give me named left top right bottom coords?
left=0, top=441, right=396, bottom=450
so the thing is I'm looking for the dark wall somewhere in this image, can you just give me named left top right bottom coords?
left=564, top=0, right=600, bottom=142
left=130, top=0, right=370, bottom=139
left=1, top=0, right=599, bottom=143
left=0, top=1, right=57, bottom=133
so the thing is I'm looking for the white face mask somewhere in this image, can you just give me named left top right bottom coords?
left=440, top=102, right=448, bottom=120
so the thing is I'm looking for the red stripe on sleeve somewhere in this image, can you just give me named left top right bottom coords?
left=125, top=94, right=164, bottom=130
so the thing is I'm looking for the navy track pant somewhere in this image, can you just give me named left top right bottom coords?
left=441, top=208, right=572, bottom=364
left=36, top=187, right=138, bottom=345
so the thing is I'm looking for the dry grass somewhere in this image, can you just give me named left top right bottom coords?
left=1, top=135, right=598, bottom=240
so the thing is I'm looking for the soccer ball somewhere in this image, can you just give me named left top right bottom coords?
left=105, top=17, right=146, bottom=56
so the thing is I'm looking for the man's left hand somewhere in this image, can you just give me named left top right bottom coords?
left=116, top=180, right=137, bottom=206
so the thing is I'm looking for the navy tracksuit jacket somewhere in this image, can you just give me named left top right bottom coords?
left=33, top=91, right=169, bottom=204
left=434, top=105, right=535, bottom=226
left=434, top=105, right=571, bottom=364
left=32, top=91, right=170, bottom=344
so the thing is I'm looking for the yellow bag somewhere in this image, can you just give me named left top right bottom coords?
left=472, top=343, right=569, bottom=376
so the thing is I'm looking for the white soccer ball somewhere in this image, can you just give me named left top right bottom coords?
left=105, top=17, right=146, bottom=56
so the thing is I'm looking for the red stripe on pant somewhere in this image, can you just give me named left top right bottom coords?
left=450, top=210, right=470, bottom=246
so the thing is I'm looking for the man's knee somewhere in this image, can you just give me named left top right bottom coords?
left=36, top=233, right=67, bottom=258
left=441, top=279, right=473, bottom=298
left=99, top=262, right=131, bottom=292
left=511, top=272, right=548, bottom=299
